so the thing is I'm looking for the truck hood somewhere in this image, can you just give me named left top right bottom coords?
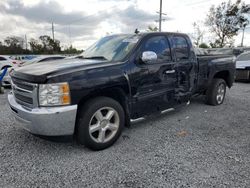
left=11, top=58, right=113, bottom=83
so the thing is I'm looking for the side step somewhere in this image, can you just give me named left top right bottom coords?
left=130, top=107, right=177, bottom=123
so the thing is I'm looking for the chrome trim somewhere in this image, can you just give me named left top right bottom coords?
left=130, top=117, right=145, bottom=123
left=13, top=89, right=32, bottom=98
left=165, top=70, right=176, bottom=74
left=161, top=108, right=175, bottom=114
left=14, top=85, right=33, bottom=93
left=8, top=93, right=77, bottom=136
left=11, top=78, right=38, bottom=108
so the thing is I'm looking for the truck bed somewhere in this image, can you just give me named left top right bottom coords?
left=196, top=54, right=235, bottom=92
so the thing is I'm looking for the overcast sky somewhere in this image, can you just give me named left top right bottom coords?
left=0, top=0, right=249, bottom=50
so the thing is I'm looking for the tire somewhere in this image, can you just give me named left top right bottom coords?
left=0, top=86, right=4, bottom=94
left=76, top=97, right=125, bottom=150
left=206, top=78, right=226, bottom=106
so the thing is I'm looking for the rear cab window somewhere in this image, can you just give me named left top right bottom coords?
left=172, top=36, right=190, bottom=61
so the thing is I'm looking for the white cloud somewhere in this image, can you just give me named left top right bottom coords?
left=0, top=0, right=249, bottom=49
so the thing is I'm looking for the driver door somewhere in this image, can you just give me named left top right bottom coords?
left=130, top=35, right=177, bottom=118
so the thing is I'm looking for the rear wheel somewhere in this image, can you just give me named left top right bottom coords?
left=76, top=97, right=125, bottom=150
left=206, top=78, right=226, bottom=106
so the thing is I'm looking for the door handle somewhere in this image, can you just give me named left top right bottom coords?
left=165, top=70, right=175, bottom=74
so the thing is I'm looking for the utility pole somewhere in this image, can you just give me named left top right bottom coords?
left=241, top=21, right=249, bottom=47
left=159, top=0, right=162, bottom=32
left=52, top=22, right=55, bottom=41
left=155, top=0, right=167, bottom=32
left=24, top=34, right=27, bottom=50
left=241, top=26, right=245, bottom=47
left=68, top=24, right=72, bottom=46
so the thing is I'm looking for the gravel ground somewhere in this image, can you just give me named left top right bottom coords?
left=0, top=83, right=250, bottom=187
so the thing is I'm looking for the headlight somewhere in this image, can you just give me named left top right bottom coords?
left=39, top=82, right=71, bottom=106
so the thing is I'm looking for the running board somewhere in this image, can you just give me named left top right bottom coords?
left=130, top=108, right=176, bottom=123
left=130, top=117, right=145, bottom=123
left=161, top=108, right=175, bottom=114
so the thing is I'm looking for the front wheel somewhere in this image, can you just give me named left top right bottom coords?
left=206, top=78, right=226, bottom=106
left=76, top=97, right=125, bottom=150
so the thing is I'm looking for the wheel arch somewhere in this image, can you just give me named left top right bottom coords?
left=75, top=87, right=131, bottom=133
left=213, top=70, right=233, bottom=88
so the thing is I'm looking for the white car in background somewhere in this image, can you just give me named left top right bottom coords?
left=235, top=51, right=250, bottom=81
left=0, top=55, right=22, bottom=87
left=0, top=55, right=21, bottom=70
left=22, top=55, right=66, bottom=66
left=1, top=55, right=66, bottom=87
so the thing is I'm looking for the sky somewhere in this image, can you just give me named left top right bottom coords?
left=0, top=0, right=250, bottom=50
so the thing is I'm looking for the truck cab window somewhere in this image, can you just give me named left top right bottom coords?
left=143, top=36, right=171, bottom=62
left=173, top=36, right=189, bottom=61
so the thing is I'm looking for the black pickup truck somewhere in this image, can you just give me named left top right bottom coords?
left=8, top=32, right=235, bottom=150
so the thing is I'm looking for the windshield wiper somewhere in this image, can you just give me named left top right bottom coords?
left=82, top=56, right=107, bottom=60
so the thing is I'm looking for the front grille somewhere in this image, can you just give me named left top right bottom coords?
left=15, top=93, right=33, bottom=104
left=12, top=78, right=33, bottom=91
left=11, top=78, right=38, bottom=109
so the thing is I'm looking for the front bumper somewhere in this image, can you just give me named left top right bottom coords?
left=8, top=93, right=77, bottom=136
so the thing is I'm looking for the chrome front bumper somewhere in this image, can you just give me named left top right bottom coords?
left=8, top=93, right=78, bottom=136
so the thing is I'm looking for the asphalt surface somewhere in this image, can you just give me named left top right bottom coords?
left=0, top=83, right=250, bottom=187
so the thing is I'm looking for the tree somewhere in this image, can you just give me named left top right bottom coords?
left=4, top=36, right=24, bottom=48
left=191, top=22, right=204, bottom=47
left=36, top=35, right=61, bottom=54
left=147, top=25, right=158, bottom=32
left=1, top=36, right=26, bottom=54
left=199, top=43, right=209, bottom=48
left=62, top=45, right=83, bottom=54
left=29, top=38, right=43, bottom=54
left=205, top=0, right=250, bottom=48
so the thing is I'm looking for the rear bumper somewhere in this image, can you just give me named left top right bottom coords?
left=8, top=92, right=77, bottom=136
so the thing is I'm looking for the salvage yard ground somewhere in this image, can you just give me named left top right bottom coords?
left=0, top=83, right=250, bottom=187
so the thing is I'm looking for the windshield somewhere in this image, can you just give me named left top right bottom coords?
left=81, top=34, right=140, bottom=62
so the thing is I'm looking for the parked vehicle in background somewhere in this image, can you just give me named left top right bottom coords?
left=11, top=55, right=37, bottom=64
left=208, top=48, right=243, bottom=56
left=0, top=55, right=21, bottom=87
left=65, top=55, right=84, bottom=59
left=22, top=55, right=66, bottom=66
left=235, top=51, right=250, bottom=82
left=8, top=32, right=235, bottom=150
left=0, top=55, right=21, bottom=70
left=1, top=55, right=66, bottom=87
left=1, top=68, right=13, bottom=87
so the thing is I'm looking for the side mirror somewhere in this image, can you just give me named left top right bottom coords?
left=141, top=51, right=157, bottom=63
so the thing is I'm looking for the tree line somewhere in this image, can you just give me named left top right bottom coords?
left=0, top=35, right=83, bottom=55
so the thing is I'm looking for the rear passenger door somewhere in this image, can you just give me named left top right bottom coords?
left=171, top=35, right=197, bottom=101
